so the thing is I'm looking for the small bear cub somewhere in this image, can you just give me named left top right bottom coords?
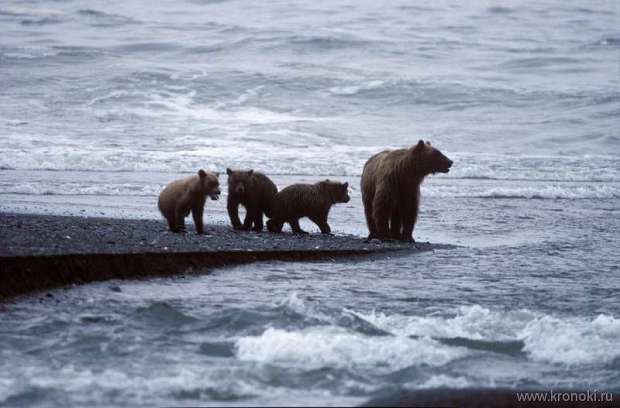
left=158, top=169, right=220, bottom=234
left=267, top=180, right=350, bottom=234
left=226, top=168, right=278, bottom=232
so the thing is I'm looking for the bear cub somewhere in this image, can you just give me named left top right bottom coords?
left=226, top=168, right=278, bottom=232
left=361, top=140, right=452, bottom=242
left=267, top=180, right=350, bottom=234
left=158, top=169, right=220, bottom=234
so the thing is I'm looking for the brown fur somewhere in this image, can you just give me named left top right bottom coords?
left=226, top=168, right=278, bottom=232
left=361, top=140, right=453, bottom=242
left=267, top=180, right=350, bottom=234
left=158, top=169, right=221, bottom=234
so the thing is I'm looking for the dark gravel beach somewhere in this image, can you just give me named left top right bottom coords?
left=0, top=212, right=427, bottom=257
left=0, top=212, right=438, bottom=299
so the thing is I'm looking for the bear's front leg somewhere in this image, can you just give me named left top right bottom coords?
left=289, top=219, right=308, bottom=234
left=310, top=215, right=331, bottom=234
left=191, top=203, right=205, bottom=235
left=243, top=205, right=261, bottom=232
left=400, top=199, right=418, bottom=243
left=252, top=209, right=264, bottom=232
left=267, top=218, right=283, bottom=233
left=227, top=198, right=244, bottom=230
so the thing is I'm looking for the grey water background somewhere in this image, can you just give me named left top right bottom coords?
left=0, top=0, right=619, bottom=406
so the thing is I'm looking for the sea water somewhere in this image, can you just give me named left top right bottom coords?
left=0, top=0, right=619, bottom=405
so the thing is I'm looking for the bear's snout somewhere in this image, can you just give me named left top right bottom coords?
left=234, top=184, right=245, bottom=194
left=438, top=157, right=453, bottom=173
left=209, top=188, right=221, bottom=200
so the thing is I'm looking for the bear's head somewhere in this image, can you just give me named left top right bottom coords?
left=198, top=169, right=221, bottom=200
left=226, top=168, right=254, bottom=196
left=320, top=180, right=350, bottom=204
left=410, top=140, right=453, bottom=175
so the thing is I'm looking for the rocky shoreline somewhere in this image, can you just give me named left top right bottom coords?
left=0, top=213, right=434, bottom=299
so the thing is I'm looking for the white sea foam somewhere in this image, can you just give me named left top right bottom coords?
left=0, top=181, right=161, bottom=196
left=0, top=134, right=617, bottom=184
left=351, top=306, right=620, bottom=366
left=329, top=80, right=385, bottom=96
left=413, top=374, right=473, bottom=389
left=520, top=314, right=620, bottom=365
left=235, top=327, right=468, bottom=370
left=350, top=305, right=532, bottom=340
left=93, top=90, right=328, bottom=125
left=425, top=184, right=620, bottom=200
left=0, top=362, right=293, bottom=406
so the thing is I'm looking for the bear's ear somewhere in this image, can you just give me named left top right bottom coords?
left=247, top=170, right=254, bottom=176
left=413, top=140, right=425, bottom=152
left=198, top=169, right=207, bottom=178
left=426, top=140, right=432, bottom=146
left=343, top=182, right=349, bottom=189
left=214, top=172, right=220, bottom=178
left=226, top=168, right=233, bottom=176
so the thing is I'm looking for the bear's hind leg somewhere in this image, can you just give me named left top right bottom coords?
left=363, top=196, right=377, bottom=239
left=165, top=213, right=179, bottom=232
left=289, top=218, right=308, bottom=234
left=389, top=207, right=402, bottom=240
left=372, top=189, right=391, bottom=240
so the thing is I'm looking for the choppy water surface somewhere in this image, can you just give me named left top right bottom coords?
left=0, top=0, right=619, bottom=406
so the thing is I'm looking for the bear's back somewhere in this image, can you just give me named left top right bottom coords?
left=158, top=175, right=195, bottom=215
left=273, top=183, right=322, bottom=217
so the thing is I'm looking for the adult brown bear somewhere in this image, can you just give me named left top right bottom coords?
left=158, top=169, right=220, bottom=234
left=361, top=140, right=452, bottom=242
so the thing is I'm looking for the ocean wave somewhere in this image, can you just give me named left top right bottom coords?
left=487, top=6, right=516, bottom=14
left=329, top=80, right=385, bottom=96
left=77, top=9, right=138, bottom=27
left=286, top=34, right=372, bottom=49
left=135, top=302, right=199, bottom=326
left=0, top=181, right=162, bottom=197
left=471, top=187, right=619, bottom=200
left=0, top=6, right=64, bottom=19
left=520, top=314, right=620, bottom=365
left=19, top=16, right=63, bottom=26
left=411, top=374, right=473, bottom=389
left=90, top=89, right=327, bottom=124
left=499, top=56, right=588, bottom=70
left=1, top=140, right=618, bottom=183
left=351, top=306, right=620, bottom=366
left=0, top=47, right=60, bottom=60
left=235, top=326, right=468, bottom=371
left=426, top=184, right=620, bottom=200
left=597, top=36, right=620, bottom=47
left=233, top=299, right=620, bottom=369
